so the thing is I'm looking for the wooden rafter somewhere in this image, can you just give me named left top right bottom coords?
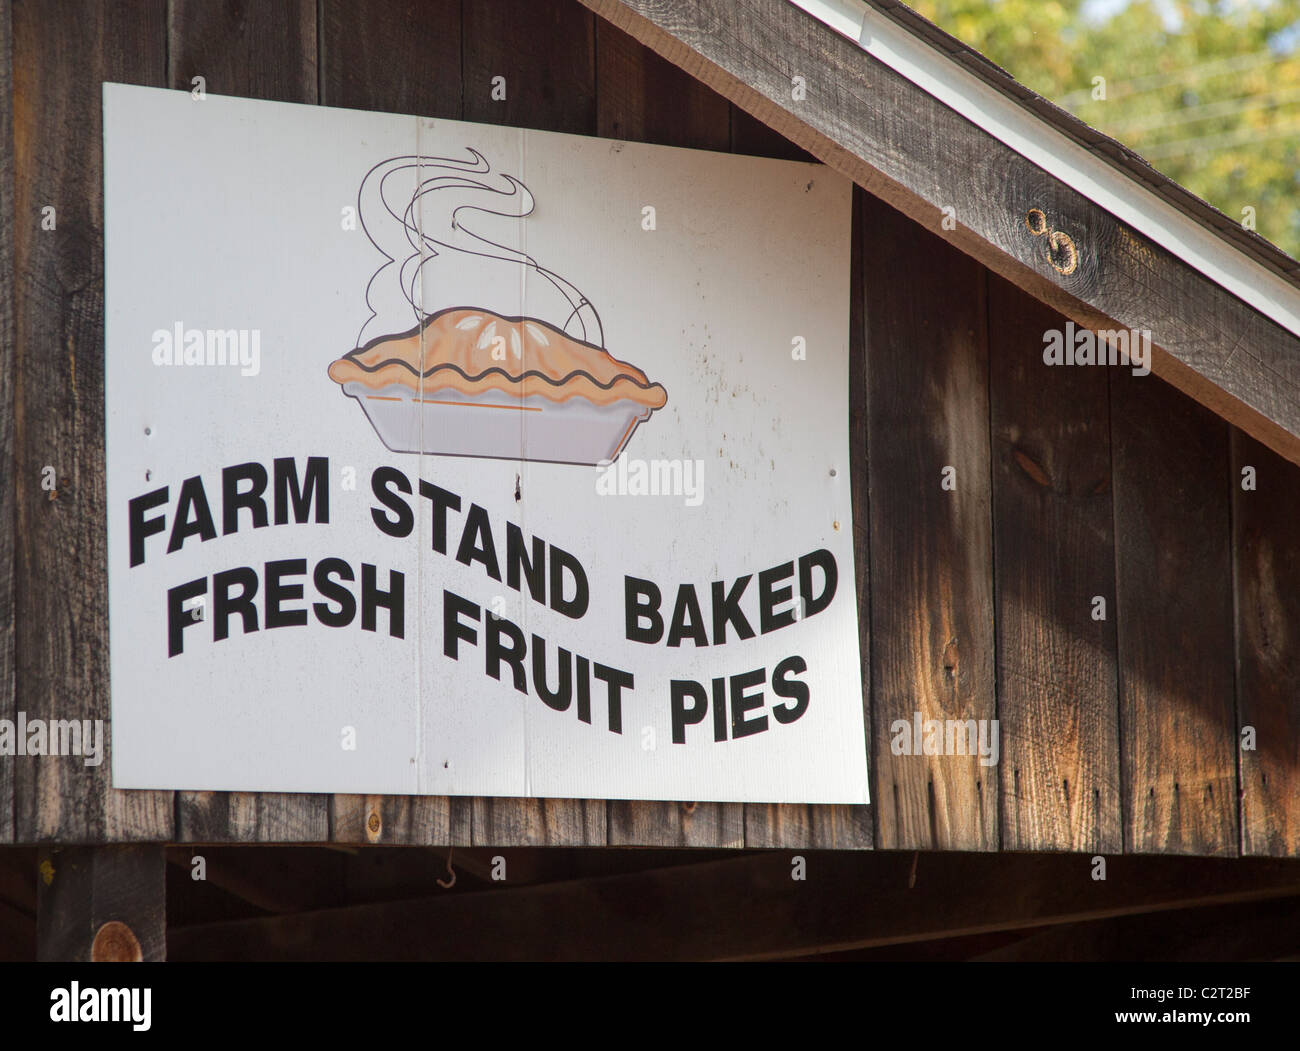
left=168, top=851, right=1300, bottom=961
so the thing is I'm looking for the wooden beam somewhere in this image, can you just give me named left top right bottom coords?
left=167, top=850, right=1300, bottom=961
left=0, top=897, right=35, bottom=962
left=164, top=845, right=341, bottom=915
left=37, top=846, right=165, bottom=962
left=12, top=0, right=172, bottom=842
left=0, top=845, right=36, bottom=959
left=576, top=0, right=1300, bottom=470
left=973, top=894, right=1300, bottom=961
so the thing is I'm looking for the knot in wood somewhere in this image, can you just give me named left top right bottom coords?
left=1047, top=230, right=1079, bottom=275
left=1024, top=207, right=1081, bottom=276
left=1024, top=208, right=1048, bottom=236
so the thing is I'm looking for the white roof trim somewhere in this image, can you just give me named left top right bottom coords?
left=790, top=0, right=1300, bottom=341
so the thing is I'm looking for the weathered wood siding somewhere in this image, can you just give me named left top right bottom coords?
left=864, top=195, right=995, bottom=851
left=3, top=0, right=1296, bottom=854
left=0, top=0, right=16, bottom=845
left=12, top=0, right=173, bottom=843
left=989, top=273, right=1120, bottom=854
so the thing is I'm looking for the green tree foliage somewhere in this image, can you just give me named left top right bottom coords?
left=907, top=0, right=1300, bottom=258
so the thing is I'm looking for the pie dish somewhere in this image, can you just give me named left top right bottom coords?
left=328, top=307, right=668, bottom=464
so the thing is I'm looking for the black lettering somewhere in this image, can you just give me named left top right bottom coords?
left=313, top=558, right=356, bottom=627
left=167, top=577, right=206, bottom=657
left=213, top=566, right=259, bottom=642
left=443, top=590, right=479, bottom=659
left=418, top=478, right=460, bottom=552
left=361, top=564, right=404, bottom=638
left=799, top=550, right=838, bottom=619
left=265, top=558, right=308, bottom=629
left=667, top=585, right=709, bottom=647
left=624, top=576, right=663, bottom=643
left=593, top=663, right=633, bottom=734
left=711, top=676, right=727, bottom=742
left=129, top=486, right=169, bottom=567
left=486, top=615, right=527, bottom=693
left=222, top=462, right=269, bottom=534
left=576, top=655, right=591, bottom=724
left=456, top=503, right=501, bottom=580
left=549, top=546, right=589, bottom=619
left=273, top=456, right=329, bottom=525
left=730, top=668, right=768, bottom=739
left=772, top=656, right=810, bottom=724
left=371, top=467, right=414, bottom=538
left=758, top=561, right=797, bottom=634
left=711, top=575, right=755, bottom=644
left=532, top=636, right=571, bottom=712
left=670, top=680, right=708, bottom=744
left=167, top=476, right=218, bottom=554
left=507, top=523, right=546, bottom=603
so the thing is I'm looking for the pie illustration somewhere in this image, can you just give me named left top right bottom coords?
left=328, top=306, right=668, bottom=464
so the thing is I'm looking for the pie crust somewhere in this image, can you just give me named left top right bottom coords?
left=329, top=307, right=668, bottom=464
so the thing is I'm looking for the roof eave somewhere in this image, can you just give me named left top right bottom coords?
left=579, top=0, right=1300, bottom=468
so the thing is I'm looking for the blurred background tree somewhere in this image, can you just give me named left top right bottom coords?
left=906, top=0, right=1300, bottom=258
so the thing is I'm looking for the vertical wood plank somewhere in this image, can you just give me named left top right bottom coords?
left=168, top=0, right=316, bottom=104
left=13, top=0, right=173, bottom=842
left=988, top=273, right=1121, bottom=853
left=471, top=797, right=605, bottom=846
left=1232, top=430, right=1300, bottom=856
left=174, top=792, right=258, bottom=842
left=449, top=794, right=473, bottom=846
left=607, top=798, right=742, bottom=848
left=37, top=845, right=165, bottom=961
left=0, top=0, right=15, bottom=844
left=319, top=0, right=461, bottom=118
left=319, top=0, right=461, bottom=849
left=596, top=15, right=741, bottom=848
left=729, top=106, right=813, bottom=162
left=168, top=0, right=327, bottom=844
left=462, top=0, right=596, bottom=133
left=595, top=17, right=729, bottom=150
left=1111, top=371, right=1237, bottom=855
left=330, top=792, right=451, bottom=847
left=863, top=192, right=997, bottom=851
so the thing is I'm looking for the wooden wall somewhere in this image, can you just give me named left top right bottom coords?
left=2, top=0, right=1296, bottom=855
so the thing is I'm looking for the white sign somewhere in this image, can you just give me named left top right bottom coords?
left=103, top=83, right=868, bottom=803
